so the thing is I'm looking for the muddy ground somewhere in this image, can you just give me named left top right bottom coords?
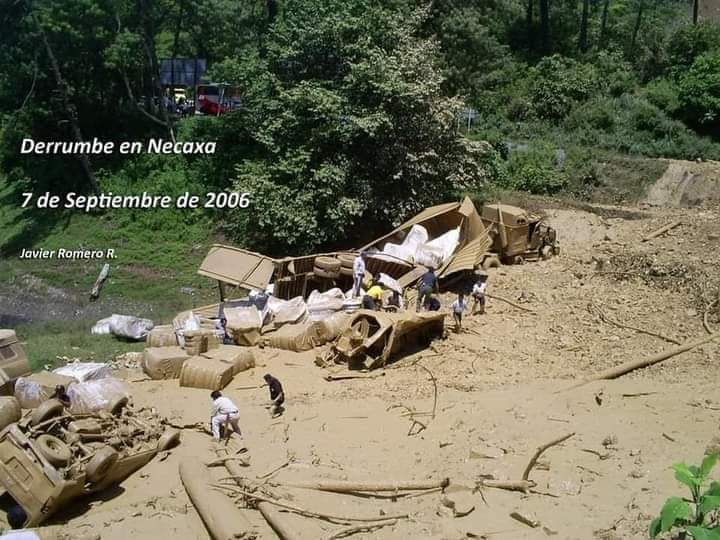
left=6, top=160, right=720, bottom=539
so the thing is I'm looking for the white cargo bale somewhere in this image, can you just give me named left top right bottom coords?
left=15, top=371, right=78, bottom=409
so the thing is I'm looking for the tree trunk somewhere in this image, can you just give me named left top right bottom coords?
left=539, top=0, right=550, bottom=54
left=526, top=0, right=534, bottom=51
left=630, top=0, right=645, bottom=53
left=693, top=0, right=699, bottom=24
left=33, top=12, right=99, bottom=194
left=599, top=0, right=610, bottom=48
left=138, top=0, right=175, bottom=142
left=579, top=0, right=590, bottom=52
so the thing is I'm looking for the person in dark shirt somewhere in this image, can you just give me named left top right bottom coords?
left=416, top=268, right=439, bottom=311
left=263, top=373, right=285, bottom=418
left=52, top=385, right=71, bottom=408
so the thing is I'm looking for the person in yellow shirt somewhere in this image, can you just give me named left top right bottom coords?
left=363, top=276, right=384, bottom=310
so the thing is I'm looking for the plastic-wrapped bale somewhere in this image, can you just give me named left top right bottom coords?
left=202, top=346, right=255, bottom=375
left=225, top=306, right=263, bottom=346
left=265, top=321, right=317, bottom=352
left=146, top=325, right=178, bottom=347
left=0, top=396, right=21, bottom=431
left=312, top=312, right=350, bottom=343
left=14, top=371, right=78, bottom=409
left=68, top=378, right=131, bottom=415
left=142, top=346, right=189, bottom=380
left=266, top=296, right=308, bottom=326
left=179, top=356, right=234, bottom=391
left=53, top=362, right=111, bottom=382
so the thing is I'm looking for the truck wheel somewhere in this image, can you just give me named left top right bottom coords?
left=337, top=253, right=355, bottom=268
left=31, top=399, right=65, bottom=427
left=85, top=446, right=119, bottom=483
left=541, top=246, right=554, bottom=260
left=314, top=256, right=341, bottom=272
left=339, top=266, right=353, bottom=277
left=313, top=266, right=340, bottom=279
left=513, top=256, right=525, bottom=265
left=108, top=396, right=129, bottom=416
left=482, top=257, right=500, bottom=270
left=36, top=434, right=72, bottom=467
left=157, top=429, right=181, bottom=451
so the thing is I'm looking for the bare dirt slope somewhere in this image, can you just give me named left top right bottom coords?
left=34, top=182, right=720, bottom=540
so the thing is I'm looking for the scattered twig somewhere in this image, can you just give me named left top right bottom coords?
left=486, top=293, right=536, bottom=314
left=415, top=362, right=438, bottom=419
left=621, top=392, right=658, bottom=398
left=281, top=478, right=449, bottom=494
left=662, top=433, right=676, bottom=442
left=577, top=465, right=602, bottom=476
left=704, top=300, right=718, bottom=335
left=522, top=432, right=575, bottom=482
left=641, top=220, right=682, bottom=242
left=547, top=417, right=569, bottom=423
left=324, top=373, right=385, bottom=382
left=588, top=302, right=681, bottom=345
left=324, top=519, right=397, bottom=540
left=205, top=456, right=250, bottom=468
left=581, top=448, right=611, bottom=460
left=256, top=460, right=292, bottom=480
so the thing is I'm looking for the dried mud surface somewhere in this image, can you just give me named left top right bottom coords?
left=11, top=168, right=720, bottom=540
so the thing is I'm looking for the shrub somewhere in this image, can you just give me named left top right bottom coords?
left=678, top=51, right=720, bottom=131
left=527, top=55, right=598, bottom=121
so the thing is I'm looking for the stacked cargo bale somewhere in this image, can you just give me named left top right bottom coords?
left=142, top=346, right=190, bottom=380
left=201, top=346, right=255, bottom=375
left=179, top=356, right=234, bottom=391
left=146, top=325, right=178, bottom=347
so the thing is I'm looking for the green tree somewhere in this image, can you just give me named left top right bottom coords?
left=224, top=0, right=493, bottom=254
left=679, top=51, right=720, bottom=132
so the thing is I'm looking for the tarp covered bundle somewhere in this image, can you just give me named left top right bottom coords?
left=91, top=314, right=154, bottom=340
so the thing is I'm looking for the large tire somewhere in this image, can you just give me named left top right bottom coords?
left=482, top=256, right=501, bottom=270
left=108, top=396, right=129, bottom=416
left=314, top=256, right=341, bottom=272
left=313, top=266, right=340, bottom=279
left=157, top=429, right=181, bottom=451
left=36, top=434, right=72, bottom=467
left=338, top=253, right=355, bottom=268
left=85, top=446, right=119, bottom=483
left=31, top=399, right=65, bottom=427
left=339, top=265, right=354, bottom=277
left=541, top=245, right=554, bottom=260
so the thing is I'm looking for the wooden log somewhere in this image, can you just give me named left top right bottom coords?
left=90, top=263, right=110, bottom=300
left=180, top=458, right=252, bottom=540
left=282, top=478, right=449, bottom=493
left=257, top=501, right=303, bottom=540
left=641, top=220, right=682, bottom=242
left=563, top=332, right=720, bottom=391
left=324, top=519, right=397, bottom=540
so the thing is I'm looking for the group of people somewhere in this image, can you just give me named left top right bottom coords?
left=208, top=373, right=284, bottom=442
left=352, top=251, right=488, bottom=330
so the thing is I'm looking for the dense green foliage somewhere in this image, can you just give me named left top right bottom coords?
left=2, top=0, right=720, bottom=254
left=650, top=453, right=720, bottom=539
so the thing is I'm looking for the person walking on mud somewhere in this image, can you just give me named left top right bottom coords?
left=352, top=252, right=367, bottom=298
left=451, top=293, right=468, bottom=333
left=471, top=271, right=488, bottom=315
left=416, top=268, right=439, bottom=311
left=209, top=390, right=241, bottom=441
left=264, top=373, right=285, bottom=418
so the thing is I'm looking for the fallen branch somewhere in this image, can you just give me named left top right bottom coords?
left=561, top=332, right=720, bottom=391
left=589, top=302, right=681, bottom=345
left=324, top=519, right=397, bottom=540
left=486, top=293, right=535, bottom=314
left=641, top=220, right=682, bottom=242
left=324, top=373, right=385, bottom=382
left=415, top=363, right=438, bottom=419
left=478, top=479, right=535, bottom=492
left=522, top=432, right=575, bottom=482
left=256, top=459, right=291, bottom=480
left=282, top=478, right=449, bottom=494
left=220, top=485, right=409, bottom=524
left=205, top=456, right=249, bottom=468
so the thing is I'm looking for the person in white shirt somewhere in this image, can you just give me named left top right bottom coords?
left=471, top=272, right=488, bottom=315
left=451, top=293, right=468, bottom=333
left=210, top=391, right=241, bottom=441
left=352, top=252, right=367, bottom=298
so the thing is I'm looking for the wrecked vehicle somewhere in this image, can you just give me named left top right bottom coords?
left=0, top=400, right=179, bottom=527
left=481, top=203, right=560, bottom=265
left=0, top=330, right=32, bottom=396
left=330, top=310, right=445, bottom=370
